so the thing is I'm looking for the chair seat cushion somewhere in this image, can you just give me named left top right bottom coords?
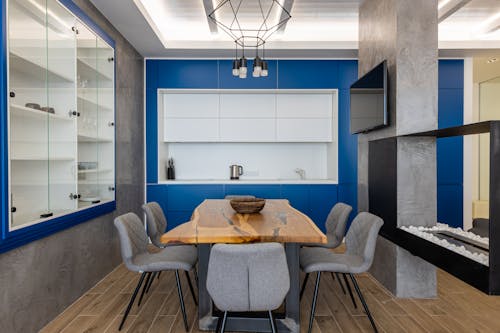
left=300, top=247, right=364, bottom=274
left=132, top=245, right=197, bottom=272
left=301, top=239, right=340, bottom=249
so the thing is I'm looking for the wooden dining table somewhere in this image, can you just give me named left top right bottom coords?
left=160, top=199, right=327, bottom=333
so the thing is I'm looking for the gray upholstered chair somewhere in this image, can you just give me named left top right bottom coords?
left=142, top=202, right=168, bottom=248
left=300, top=212, right=384, bottom=333
left=300, top=202, right=356, bottom=307
left=206, top=243, right=290, bottom=333
left=141, top=202, right=198, bottom=308
left=114, top=213, right=197, bottom=332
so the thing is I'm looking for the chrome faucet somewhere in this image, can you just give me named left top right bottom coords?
left=294, top=168, right=306, bottom=180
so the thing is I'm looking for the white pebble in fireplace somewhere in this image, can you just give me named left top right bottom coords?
left=401, top=223, right=489, bottom=266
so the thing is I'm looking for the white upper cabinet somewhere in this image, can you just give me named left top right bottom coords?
left=276, top=92, right=334, bottom=142
left=219, top=93, right=275, bottom=118
left=276, top=93, right=333, bottom=118
left=164, top=93, right=219, bottom=118
left=161, top=90, right=336, bottom=143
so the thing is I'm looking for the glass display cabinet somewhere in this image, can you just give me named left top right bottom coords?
left=6, top=0, right=115, bottom=232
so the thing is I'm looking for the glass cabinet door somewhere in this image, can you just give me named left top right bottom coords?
left=76, top=21, right=100, bottom=208
left=96, top=37, right=115, bottom=203
left=47, top=0, right=78, bottom=217
left=7, top=0, right=115, bottom=231
left=8, top=0, right=50, bottom=228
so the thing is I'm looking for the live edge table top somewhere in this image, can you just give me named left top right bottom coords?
left=160, top=199, right=327, bottom=245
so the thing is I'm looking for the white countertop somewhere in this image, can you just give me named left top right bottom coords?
left=155, top=179, right=338, bottom=185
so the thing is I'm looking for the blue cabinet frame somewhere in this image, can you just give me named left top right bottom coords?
left=0, top=0, right=116, bottom=253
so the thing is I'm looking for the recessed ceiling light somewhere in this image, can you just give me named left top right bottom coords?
left=487, top=57, right=498, bottom=64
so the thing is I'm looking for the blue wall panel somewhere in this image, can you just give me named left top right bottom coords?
left=225, top=184, right=281, bottom=199
left=165, top=210, right=194, bottom=230
left=145, top=59, right=465, bottom=232
left=437, top=60, right=464, bottom=227
left=219, top=60, right=278, bottom=89
left=166, top=185, right=224, bottom=211
left=338, top=89, right=358, bottom=184
left=337, top=60, right=358, bottom=90
left=338, top=183, right=357, bottom=223
left=439, top=60, right=464, bottom=89
left=157, top=60, right=219, bottom=88
left=277, top=60, right=340, bottom=89
left=281, top=185, right=311, bottom=217
left=146, top=184, right=169, bottom=216
left=438, top=185, right=463, bottom=228
left=146, top=87, right=159, bottom=183
left=308, top=185, right=339, bottom=231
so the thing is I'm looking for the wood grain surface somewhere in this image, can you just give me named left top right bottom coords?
left=41, top=246, right=500, bottom=333
left=160, top=199, right=327, bottom=244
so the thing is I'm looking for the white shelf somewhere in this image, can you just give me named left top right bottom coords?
left=78, top=134, right=113, bottom=143
left=10, top=51, right=74, bottom=83
left=78, top=168, right=112, bottom=174
left=77, top=57, right=113, bottom=82
left=11, top=156, right=75, bottom=161
left=77, top=96, right=112, bottom=112
left=78, top=180, right=114, bottom=185
left=156, top=179, right=339, bottom=185
left=10, top=104, right=74, bottom=121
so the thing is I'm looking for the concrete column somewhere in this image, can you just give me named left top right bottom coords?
left=358, top=0, right=438, bottom=297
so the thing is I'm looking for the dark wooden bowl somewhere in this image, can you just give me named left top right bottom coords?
left=229, top=198, right=266, bottom=214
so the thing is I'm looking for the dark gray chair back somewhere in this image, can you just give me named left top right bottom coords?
left=206, top=243, right=290, bottom=312
left=142, top=202, right=167, bottom=248
left=345, top=212, right=384, bottom=272
left=114, top=213, right=148, bottom=272
left=325, top=202, right=352, bottom=248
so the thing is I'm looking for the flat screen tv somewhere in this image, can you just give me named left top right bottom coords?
left=350, top=60, right=388, bottom=134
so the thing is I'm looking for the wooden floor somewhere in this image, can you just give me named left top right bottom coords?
left=40, top=264, right=500, bottom=333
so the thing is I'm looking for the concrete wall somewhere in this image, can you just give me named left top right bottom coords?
left=358, top=0, right=438, bottom=297
left=0, top=1, right=144, bottom=332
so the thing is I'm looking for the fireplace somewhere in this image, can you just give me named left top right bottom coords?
left=368, top=121, right=500, bottom=295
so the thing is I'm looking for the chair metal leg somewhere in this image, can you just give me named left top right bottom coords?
left=119, top=272, right=146, bottom=331
left=220, top=311, right=228, bottom=333
left=137, top=272, right=152, bottom=307
left=145, top=272, right=157, bottom=294
left=342, top=273, right=358, bottom=309
left=157, top=271, right=161, bottom=280
left=349, top=274, right=378, bottom=333
left=331, top=272, right=335, bottom=281
left=193, top=267, right=199, bottom=286
left=300, top=273, right=310, bottom=301
left=185, top=270, right=198, bottom=305
left=175, top=270, right=189, bottom=332
left=335, top=272, right=347, bottom=295
left=268, top=310, right=277, bottom=333
left=308, top=272, right=321, bottom=333
left=215, top=315, right=222, bottom=333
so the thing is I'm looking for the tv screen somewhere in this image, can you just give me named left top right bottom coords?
left=350, top=60, right=388, bottom=134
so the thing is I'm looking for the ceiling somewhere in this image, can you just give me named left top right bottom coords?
left=89, top=0, right=500, bottom=58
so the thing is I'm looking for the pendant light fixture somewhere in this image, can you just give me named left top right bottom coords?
left=208, top=0, right=291, bottom=79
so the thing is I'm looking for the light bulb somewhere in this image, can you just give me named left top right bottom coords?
left=261, top=61, right=268, bottom=77
left=239, top=57, right=247, bottom=75
left=232, top=59, right=240, bottom=76
left=253, top=56, right=262, bottom=76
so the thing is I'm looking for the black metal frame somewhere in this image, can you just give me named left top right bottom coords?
left=118, top=269, right=198, bottom=332
left=300, top=272, right=357, bottom=308
left=307, top=272, right=378, bottom=333
left=368, top=121, right=500, bottom=295
left=215, top=310, right=278, bottom=333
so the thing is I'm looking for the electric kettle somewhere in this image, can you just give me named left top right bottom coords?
left=230, top=165, right=243, bottom=180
